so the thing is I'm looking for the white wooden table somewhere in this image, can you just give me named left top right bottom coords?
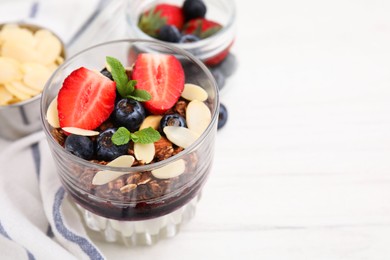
left=2, top=0, right=390, bottom=259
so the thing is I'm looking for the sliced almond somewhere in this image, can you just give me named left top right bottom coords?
left=152, top=159, right=185, bottom=179
left=134, top=142, right=155, bottom=164
left=34, top=30, right=62, bottom=65
left=181, top=83, right=208, bottom=101
left=62, top=127, right=99, bottom=136
left=0, top=85, right=13, bottom=105
left=0, top=27, right=34, bottom=47
left=46, top=97, right=60, bottom=128
left=140, top=115, right=162, bottom=130
left=47, top=63, right=59, bottom=73
left=92, top=155, right=135, bottom=185
left=9, top=81, right=40, bottom=96
left=186, top=100, right=212, bottom=135
left=22, top=62, right=51, bottom=91
left=56, top=56, right=64, bottom=65
left=1, top=40, right=37, bottom=63
left=107, top=155, right=135, bottom=167
left=163, top=126, right=199, bottom=149
left=92, top=171, right=126, bottom=186
left=0, top=57, right=22, bottom=84
left=4, top=83, right=31, bottom=101
left=120, top=183, right=137, bottom=193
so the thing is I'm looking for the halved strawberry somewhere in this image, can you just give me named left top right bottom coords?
left=182, top=18, right=233, bottom=66
left=138, top=4, right=184, bottom=37
left=132, top=54, right=185, bottom=115
left=182, top=18, right=222, bottom=39
left=58, top=67, right=116, bottom=130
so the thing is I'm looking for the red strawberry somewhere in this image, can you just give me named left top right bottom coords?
left=182, top=18, right=222, bottom=39
left=132, top=53, right=185, bottom=115
left=138, top=4, right=184, bottom=37
left=183, top=18, right=233, bottom=66
left=58, top=67, right=116, bottom=130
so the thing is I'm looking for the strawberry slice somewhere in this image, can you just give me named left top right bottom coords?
left=58, top=67, right=116, bottom=130
left=182, top=18, right=222, bottom=39
left=138, top=4, right=184, bottom=37
left=132, top=53, right=185, bottom=115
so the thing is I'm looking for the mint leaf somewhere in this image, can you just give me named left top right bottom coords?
left=106, top=56, right=152, bottom=102
left=129, top=89, right=152, bottom=102
left=106, top=56, right=128, bottom=96
left=111, top=127, right=160, bottom=146
left=126, top=80, right=136, bottom=94
left=111, top=127, right=131, bottom=145
left=131, top=127, right=161, bottom=144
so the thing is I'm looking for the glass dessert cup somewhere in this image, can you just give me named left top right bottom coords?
left=126, top=0, right=237, bottom=92
left=40, top=39, right=219, bottom=246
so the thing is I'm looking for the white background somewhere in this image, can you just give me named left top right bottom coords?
left=2, top=0, right=390, bottom=259
left=100, top=0, right=390, bottom=258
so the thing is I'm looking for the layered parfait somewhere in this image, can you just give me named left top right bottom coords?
left=44, top=45, right=218, bottom=225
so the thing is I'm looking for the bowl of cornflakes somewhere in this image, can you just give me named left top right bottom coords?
left=0, top=23, right=65, bottom=140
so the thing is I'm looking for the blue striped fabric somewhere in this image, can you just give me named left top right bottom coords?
left=0, top=221, right=35, bottom=260
left=30, top=137, right=104, bottom=259
left=53, top=188, right=105, bottom=260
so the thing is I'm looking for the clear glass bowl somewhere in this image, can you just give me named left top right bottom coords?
left=125, top=0, right=236, bottom=67
left=40, top=39, right=219, bottom=246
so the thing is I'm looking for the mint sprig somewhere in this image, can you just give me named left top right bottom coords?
left=106, top=56, right=151, bottom=102
left=112, top=127, right=161, bottom=145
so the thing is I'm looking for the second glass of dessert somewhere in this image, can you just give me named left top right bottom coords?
left=40, top=39, right=219, bottom=246
left=126, top=0, right=237, bottom=93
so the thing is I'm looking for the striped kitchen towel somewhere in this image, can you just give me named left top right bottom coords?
left=0, top=132, right=105, bottom=260
left=0, top=0, right=129, bottom=259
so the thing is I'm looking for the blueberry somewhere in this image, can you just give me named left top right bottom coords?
left=157, top=25, right=182, bottom=43
left=115, top=98, right=146, bottom=132
left=100, top=68, right=113, bottom=80
left=159, top=113, right=187, bottom=132
left=217, top=103, right=228, bottom=130
left=210, top=68, right=226, bottom=90
left=183, top=0, right=206, bottom=20
left=64, top=134, right=94, bottom=160
left=179, top=34, right=200, bottom=43
left=96, top=128, right=128, bottom=161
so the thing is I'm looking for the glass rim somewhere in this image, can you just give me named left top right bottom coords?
left=40, top=38, right=219, bottom=173
left=125, top=0, right=237, bottom=56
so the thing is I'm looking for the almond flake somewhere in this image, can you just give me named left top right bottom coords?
left=46, top=97, right=60, bottom=128
left=181, top=83, right=208, bottom=101
left=62, top=127, right=99, bottom=136
left=120, top=183, right=137, bottom=193
left=107, top=155, right=135, bottom=167
left=163, top=126, right=199, bottom=149
left=186, top=100, right=211, bottom=135
left=10, top=81, right=40, bottom=96
left=151, top=159, right=185, bottom=179
left=92, top=155, right=135, bottom=185
left=34, top=29, right=62, bottom=65
left=92, top=171, right=126, bottom=186
left=134, top=142, right=155, bottom=164
left=22, top=62, right=51, bottom=91
left=4, top=83, right=31, bottom=101
left=0, top=57, right=22, bottom=84
left=140, top=115, right=162, bottom=130
left=0, top=85, right=13, bottom=105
